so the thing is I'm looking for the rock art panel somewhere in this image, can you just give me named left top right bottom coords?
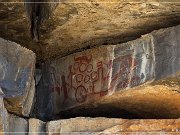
left=38, top=36, right=155, bottom=118
left=36, top=47, right=114, bottom=119
left=36, top=37, right=155, bottom=119
left=111, top=35, right=155, bottom=93
left=36, top=25, right=180, bottom=120
left=0, top=38, right=36, bottom=117
left=49, top=47, right=115, bottom=110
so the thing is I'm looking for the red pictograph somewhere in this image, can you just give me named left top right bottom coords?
left=70, top=55, right=111, bottom=103
left=75, top=85, right=87, bottom=103
left=49, top=54, right=140, bottom=104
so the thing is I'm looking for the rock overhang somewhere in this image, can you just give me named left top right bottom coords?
left=0, top=1, right=180, bottom=133
left=0, top=0, right=180, bottom=61
left=34, top=24, right=180, bottom=120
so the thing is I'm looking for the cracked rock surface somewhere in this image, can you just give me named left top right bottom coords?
left=0, top=0, right=180, bottom=134
left=0, top=0, right=180, bottom=61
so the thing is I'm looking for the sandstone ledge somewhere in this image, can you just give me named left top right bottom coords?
left=47, top=117, right=180, bottom=134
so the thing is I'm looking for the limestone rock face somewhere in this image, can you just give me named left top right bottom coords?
left=46, top=117, right=180, bottom=134
left=35, top=25, right=180, bottom=120
left=0, top=37, right=36, bottom=117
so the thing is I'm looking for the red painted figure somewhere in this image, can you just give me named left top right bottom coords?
left=61, top=75, right=69, bottom=103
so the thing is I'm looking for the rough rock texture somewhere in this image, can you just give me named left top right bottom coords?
left=59, top=75, right=180, bottom=119
left=97, top=119, right=180, bottom=134
left=0, top=37, right=36, bottom=117
left=0, top=88, right=9, bottom=133
left=8, top=114, right=28, bottom=134
left=47, top=117, right=125, bottom=133
left=29, top=118, right=46, bottom=135
left=0, top=1, right=180, bottom=134
left=0, top=0, right=180, bottom=61
left=47, top=117, right=180, bottom=134
left=151, top=25, right=180, bottom=80
left=35, top=25, right=180, bottom=120
left=3, top=116, right=180, bottom=134
left=0, top=89, right=28, bottom=134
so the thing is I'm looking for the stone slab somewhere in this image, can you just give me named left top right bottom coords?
left=35, top=25, right=180, bottom=120
left=152, top=25, right=180, bottom=80
left=47, top=117, right=125, bottom=134
left=8, top=114, right=28, bottom=135
left=0, top=88, right=9, bottom=134
left=58, top=75, right=180, bottom=119
left=46, top=117, right=180, bottom=134
left=0, top=38, right=36, bottom=117
left=29, top=118, right=46, bottom=135
left=111, top=35, right=155, bottom=93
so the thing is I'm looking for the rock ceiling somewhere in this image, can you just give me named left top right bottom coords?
left=0, top=0, right=180, bottom=61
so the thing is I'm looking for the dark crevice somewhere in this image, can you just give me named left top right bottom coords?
left=55, top=107, right=143, bottom=120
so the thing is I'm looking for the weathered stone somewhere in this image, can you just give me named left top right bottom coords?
left=0, top=1, right=179, bottom=134
left=59, top=75, right=180, bottom=119
left=0, top=0, right=180, bottom=61
left=29, top=118, right=46, bottom=135
left=97, top=119, right=180, bottom=134
left=35, top=25, right=180, bottom=120
left=47, top=117, right=125, bottom=134
left=152, top=25, right=180, bottom=79
left=0, top=37, right=36, bottom=117
left=8, top=114, right=28, bottom=134
left=35, top=46, right=116, bottom=119
left=0, top=88, right=9, bottom=134
left=36, top=37, right=154, bottom=119
left=46, top=117, right=180, bottom=134
left=112, top=34, right=155, bottom=92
